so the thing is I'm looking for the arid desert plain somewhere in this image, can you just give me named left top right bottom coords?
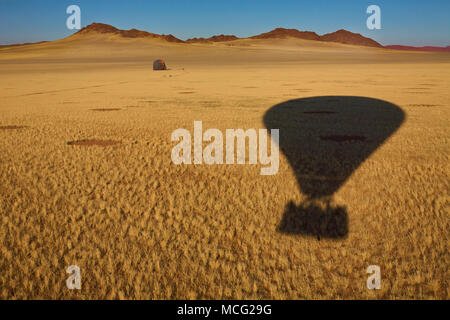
left=0, top=29, right=449, bottom=299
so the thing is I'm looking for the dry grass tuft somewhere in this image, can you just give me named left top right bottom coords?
left=67, top=139, right=120, bottom=146
left=91, top=108, right=122, bottom=112
left=407, top=104, right=439, bottom=107
left=0, top=125, right=27, bottom=130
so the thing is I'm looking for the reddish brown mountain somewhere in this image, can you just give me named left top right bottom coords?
left=209, top=35, right=239, bottom=42
left=249, top=28, right=383, bottom=48
left=186, top=34, right=239, bottom=43
left=250, top=28, right=320, bottom=41
left=75, top=22, right=184, bottom=43
left=319, top=29, right=383, bottom=48
left=385, top=45, right=450, bottom=53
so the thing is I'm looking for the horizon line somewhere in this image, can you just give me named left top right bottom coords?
left=1, top=22, right=449, bottom=49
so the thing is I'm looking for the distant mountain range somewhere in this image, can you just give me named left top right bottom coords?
left=3, top=23, right=448, bottom=53
left=249, top=28, right=321, bottom=42
left=186, top=35, right=239, bottom=43
left=77, top=23, right=385, bottom=48
left=384, top=45, right=450, bottom=52
left=75, top=22, right=184, bottom=43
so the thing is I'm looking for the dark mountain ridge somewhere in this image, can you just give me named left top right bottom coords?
left=9, top=22, right=445, bottom=52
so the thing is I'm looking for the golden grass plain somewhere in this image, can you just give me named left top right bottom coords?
left=0, top=35, right=449, bottom=299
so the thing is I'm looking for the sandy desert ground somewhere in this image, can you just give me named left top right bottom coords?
left=0, top=33, right=449, bottom=299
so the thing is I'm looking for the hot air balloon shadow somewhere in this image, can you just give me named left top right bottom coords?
left=263, top=96, right=405, bottom=239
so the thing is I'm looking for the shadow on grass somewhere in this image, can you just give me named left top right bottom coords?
left=264, top=96, right=405, bottom=239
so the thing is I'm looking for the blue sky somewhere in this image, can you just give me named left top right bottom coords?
left=0, top=0, right=449, bottom=46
